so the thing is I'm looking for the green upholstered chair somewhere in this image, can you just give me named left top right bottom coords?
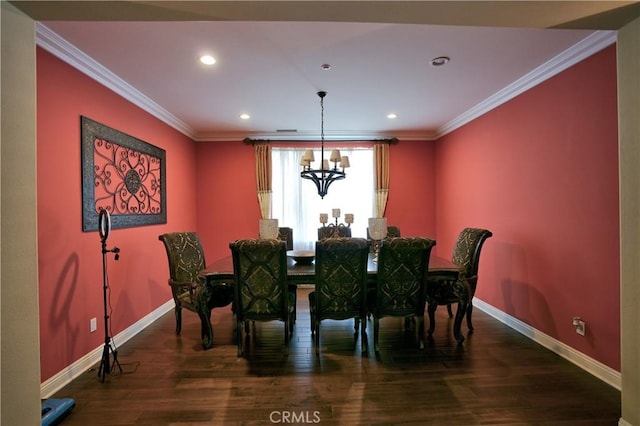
left=229, top=239, right=294, bottom=357
left=159, top=232, right=233, bottom=337
left=277, top=226, right=298, bottom=322
left=368, top=237, right=436, bottom=352
left=278, top=227, right=294, bottom=250
left=426, top=228, right=492, bottom=342
left=447, top=227, right=493, bottom=330
left=309, top=237, right=370, bottom=355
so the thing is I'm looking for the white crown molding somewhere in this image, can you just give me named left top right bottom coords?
left=435, top=30, right=617, bottom=139
left=195, top=129, right=437, bottom=142
left=474, top=298, right=621, bottom=390
left=35, top=23, right=197, bottom=139
left=36, top=24, right=615, bottom=143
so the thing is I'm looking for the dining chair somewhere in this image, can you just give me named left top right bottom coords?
left=159, top=232, right=233, bottom=337
left=278, top=227, right=293, bottom=250
left=229, top=238, right=294, bottom=357
left=447, top=227, right=493, bottom=330
left=276, top=226, right=299, bottom=325
left=426, top=227, right=492, bottom=342
left=368, top=237, right=436, bottom=352
left=309, top=237, right=370, bottom=355
left=317, top=226, right=352, bottom=240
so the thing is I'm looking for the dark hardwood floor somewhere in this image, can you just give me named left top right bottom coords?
left=51, top=288, right=620, bottom=425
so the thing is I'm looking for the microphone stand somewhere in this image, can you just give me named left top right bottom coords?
left=98, top=232, right=122, bottom=382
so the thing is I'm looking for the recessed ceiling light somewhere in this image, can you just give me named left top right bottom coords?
left=240, top=113, right=250, bottom=120
left=200, top=55, right=216, bottom=65
left=321, top=63, right=332, bottom=70
left=431, top=56, right=450, bottom=67
left=387, top=113, right=397, bottom=119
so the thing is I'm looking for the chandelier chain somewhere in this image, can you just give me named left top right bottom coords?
left=300, top=90, right=347, bottom=198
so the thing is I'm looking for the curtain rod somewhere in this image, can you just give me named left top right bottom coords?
left=243, top=137, right=398, bottom=145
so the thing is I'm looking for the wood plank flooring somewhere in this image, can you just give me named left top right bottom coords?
left=50, top=289, right=620, bottom=425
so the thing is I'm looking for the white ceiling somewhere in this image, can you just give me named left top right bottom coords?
left=38, top=20, right=613, bottom=141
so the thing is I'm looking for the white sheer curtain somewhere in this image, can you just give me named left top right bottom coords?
left=272, top=147, right=374, bottom=251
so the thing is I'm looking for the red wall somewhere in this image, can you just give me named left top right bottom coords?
left=36, top=48, right=198, bottom=381
left=434, top=45, right=620, bottom=369
left=386, top=140, right=437, bottom=241
left=195, top=141, right=261, bottom=261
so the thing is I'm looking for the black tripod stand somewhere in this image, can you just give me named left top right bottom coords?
left=97, top=209, right=122, bottom=382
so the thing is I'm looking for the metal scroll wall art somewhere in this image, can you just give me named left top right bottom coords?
left=81, top=116, right=166, bottom=231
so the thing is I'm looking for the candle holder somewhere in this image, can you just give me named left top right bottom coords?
left=320, top=209, right=353, bottom=238
left=368, top=217, right=388, bottom=262
left=259, top=218, right=279, bottom=239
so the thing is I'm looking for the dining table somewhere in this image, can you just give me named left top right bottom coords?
left=197, top=253, right=466, bottom=349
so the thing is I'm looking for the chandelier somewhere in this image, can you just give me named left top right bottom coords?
left=300, top=91, right=350, bottom=198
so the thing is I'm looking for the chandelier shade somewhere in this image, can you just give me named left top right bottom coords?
left=300, top=91, right=349, bottom=198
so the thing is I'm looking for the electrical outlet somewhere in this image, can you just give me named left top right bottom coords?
left=572, top=316, right=585, bottom=336
left=90, top=317, right=97, bottom=333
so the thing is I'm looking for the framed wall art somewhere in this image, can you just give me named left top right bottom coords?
left=81, top=116, right=166, bottom=231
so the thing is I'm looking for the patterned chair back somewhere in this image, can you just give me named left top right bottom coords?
left=159, top=232, right=206, bottom=287
left=374, top=237, right=436, bottom=318
left=278, top=227, right=294, bottom=250
left=314, top=237, right=369, bottom=321
left=451, top=228, right=493, bottom=278
left=229, top=239, right=289, bottom=322
left=160, top=231, right=223, bottom=336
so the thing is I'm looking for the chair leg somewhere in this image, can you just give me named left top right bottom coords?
left=373, top=317, right=380, bottom=353
left=315, top=320, right=321, bottom=356
left=354, top=318, right=360, bottom=334
left=404, top=316, right=415, bottom=331
left=284, top=319, right=290, bottom=349
left=417, top=315, right=425, bottom=350
left=466, top=278, right=478, bottom=331
left=453, top=303, right=466, bottom=343
left=289, top=285, right=297, bottom=324
left=427, top=304, right=437, bottom=337
left=446, top=303, right=454, bottom=318
left=236, top=319, right=243, bottom=357
left=175, top=306, right=182, bottom=335
left=310, top=310, right=316, bottom=335
left=361, top=317, right=368, bottom=354
left=466, top=302, right=474, bottom=332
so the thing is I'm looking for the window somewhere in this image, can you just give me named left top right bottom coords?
left=272, top=147, right=374, bottom=250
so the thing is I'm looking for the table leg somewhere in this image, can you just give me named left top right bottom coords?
left=197, top=280, right=234, bottom=350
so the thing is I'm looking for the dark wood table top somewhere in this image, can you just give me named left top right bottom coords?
left=200, top=253, right=461, bottom=284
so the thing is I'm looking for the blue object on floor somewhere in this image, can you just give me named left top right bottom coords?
left=42, top=398, right=75, bottom=426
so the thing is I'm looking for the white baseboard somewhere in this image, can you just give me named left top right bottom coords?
left=40, top=300, right=174, bottom=398
left=473, top=298, right=621, bottom=390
